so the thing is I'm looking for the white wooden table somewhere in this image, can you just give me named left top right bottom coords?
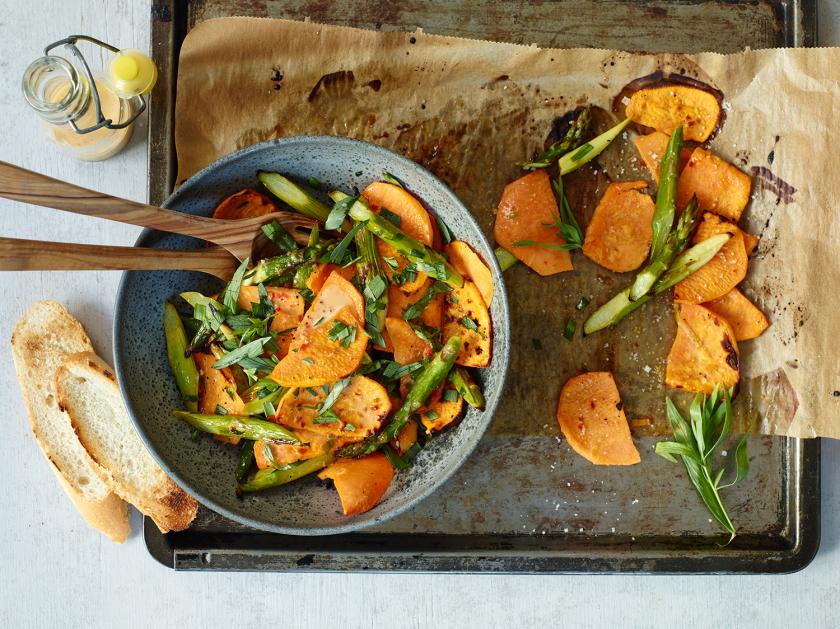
left=1, top=2, right=839, bottom=627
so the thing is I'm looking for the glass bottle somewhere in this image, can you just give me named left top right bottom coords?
left=22, top=55, right=135, bottom=161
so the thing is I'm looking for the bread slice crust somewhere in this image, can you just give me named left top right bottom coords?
left=55, top=352, right=198, bottom=533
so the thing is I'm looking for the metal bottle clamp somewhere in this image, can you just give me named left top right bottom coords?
left=44, top=35, right=147, bottom=134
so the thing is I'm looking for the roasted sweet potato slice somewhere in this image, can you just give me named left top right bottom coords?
left=306, top=263, right=357, bottom=293
left=386, top=280, right=445, bottom=328
left=270, top=273, right=367, bottom=387
left=446, top=241, right=494, bottom=306
left=274, top=375, right=390, bottom=438
left=318, top=452, right=394, bottom=516
left=254, top=430, right=341, bottom=470
left=555, top=372, right=640, bottom=465
left=625, top=85, right=721, bottom=142
left=194, top=352, right=245, bottom=415
left=385, top=317, right=432, bottom=365
left=674, top=213, right=748, bottom=303
left=494, top=170, right=573, bottom=276
left=582, top=181, right=655, bottom=272
left=390, top=419, right=418, bottom=455
left=364, top=181, right=434, bottom=294
left=212, top=188, right=278, bottom=220
left=193, top=351, right=246, bottom=444
left=742, top=232, right=759, bottom=257
left=704, top=288, right=769, bottom=341
left=665, top=302, right=740, bottom=393
left=420, top=384, right=464, bottom=433
left=238, top=285, right=304, bottom=357
left=676, top=147, right=752, bottom=221
left=443, top=281, right=492, bottom=367
left=633, top=131, right=692, bottom=182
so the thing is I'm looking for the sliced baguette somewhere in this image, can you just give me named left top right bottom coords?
left=11, top=301, right=114, bottom=502
left=55, top=352, right=198, bottom=533
left=50, top=465, right=130, bottom=543
left=11, top=301, right=129, bottom=541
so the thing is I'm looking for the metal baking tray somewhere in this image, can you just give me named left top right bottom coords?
left=144, top=0, right=820, bottom=573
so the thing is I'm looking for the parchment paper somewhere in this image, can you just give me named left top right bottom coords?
left=174, top=17, right=840, bottom=439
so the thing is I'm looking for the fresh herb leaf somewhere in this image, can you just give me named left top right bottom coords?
left=214, top=405, right=229, bottom=415
left=442, top=388, right=459, bottom=403
left=306, top=176, right=322, bottom=190
left=299, top=288, right=315, bottom=303
left=261, top=220, right=298, bottom=252
left=460, top=316, right=479, bottom=332
left=380, top=207, right=402, bottom=228
left=382, top=360, right=424, bottom=380
left=403, top=281, right=451, bottom=321
left=262, top=400, right=277, bottom=417
left=382, top=171, right=407, bottom=188
left=328, top=221, right=367, bottom=264
left=391, top=262, right=418, bottom=286
left=551, top=176, right=583, bottom=250
left=511, top=239, right=580, bottom=251
left=563, top=318, right=576, bottom=340
left=212, top=337, right=271, bottom=369
left=343, top=423, right=356, bottom=432
left=221, top=257, right=250, bottom=314
left=383, top=444, right=410, bottom=470
left=328, top=320, right=358, bottom=348
left=302, top=357, right=316, bottom=365
left=382, top=256, right=399, bottom=270
left=654, top=387, right=747, bottom=542
left=325, top=194, right=357, bottom=231
left=434, top=214, right=453, bottom=245
left=424, top=410, right=439, bottom=420
left=316, top=378, right=351, bottom=417
left=313, top=410, right=341, bottom=424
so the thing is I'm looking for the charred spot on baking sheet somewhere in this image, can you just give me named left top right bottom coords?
left=612, top=71, right=725, bottom=141
left=307, top=70, right=355, bottom=103
left=833, top=391, right=840, bottom=397
left=366, top=79, right=382, bottom=92
left=767, top=135, right=780, bottom=164
left=735, top=150, right=750, bottom=167
left=270, top=65, right=284, bottom=91
left=482, top=75, right=510, bottom=89
left=750, top=166, right=797, bottom=205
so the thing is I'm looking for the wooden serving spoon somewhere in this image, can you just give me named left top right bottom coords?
left=0, top=236, right=240, bottom=280
left=0, top=161, right=316, bottom=261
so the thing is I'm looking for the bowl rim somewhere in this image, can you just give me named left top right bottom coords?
left=114, top=135, right=510, bottom=535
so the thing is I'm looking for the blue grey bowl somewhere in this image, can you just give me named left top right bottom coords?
left=114, top=136, right=510, bottom=535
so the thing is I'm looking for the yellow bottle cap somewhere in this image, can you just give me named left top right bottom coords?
left=107, top=50, right=158, bottom=98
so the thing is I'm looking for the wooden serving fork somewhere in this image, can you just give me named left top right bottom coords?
left=0, top=161, right=316, bottom=262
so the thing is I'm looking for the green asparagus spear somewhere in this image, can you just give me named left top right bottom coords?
left=336, top=336, right=463, bottom=458
left=583, top=288, right=650, bottom=335
left=172, top=411, right=302, bottom=443
left=629, top=195, right=698, bottom=301
left=235, top=440, right=256, bottom=483
left=558, top=118, right=631, bottom=175
left=238, top=453, right=334, bottom=492
left=523, top=108, right=592, bottom=170
left=240, top=385, right=288, bottom=417
left=242, top=250, right=306, bottom=286
left=163, top=301, right=200, bottom=412
left=347, top=201, right=464, bottom=288
left=648, top=126, right=683, bottom=263
left=258, top=171, right=331, bottom=223
left=448, top=366, right=484, bottom=409
left=583, top=229, right=729, bottom=334
left=655, top=233, right=731, bottom=293
left=494, top=246, right=518, bottom=272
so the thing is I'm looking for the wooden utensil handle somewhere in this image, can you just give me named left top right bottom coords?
left=0, top=237, right=238, bottom=280
left=0, top=161, right=234, bottom=243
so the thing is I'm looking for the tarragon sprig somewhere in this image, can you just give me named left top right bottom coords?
left=512, top=175, right=583, bottom=251
left=655, top=387, right=750, bottom=542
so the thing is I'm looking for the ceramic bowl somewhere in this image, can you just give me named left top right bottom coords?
left=114, top=136, right=510, bottom=535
